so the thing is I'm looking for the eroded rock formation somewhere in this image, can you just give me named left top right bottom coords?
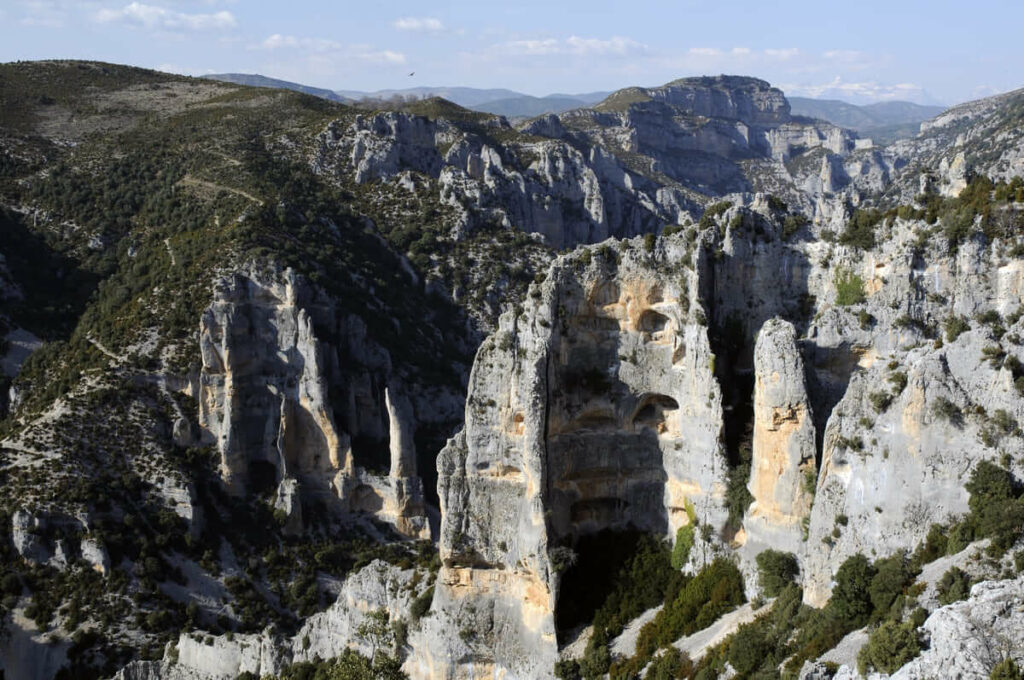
left=741, top=318, right=816, bottom=558
left=196, top=265, right=439, bottom=538
left=414, top=239, right=730, bottom=678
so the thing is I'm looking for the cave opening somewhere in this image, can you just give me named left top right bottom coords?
left=554, top=529, right=661, bottom=644
left=350, top=434, right=390, bottom=474
left=247, top=460, right=279, bottom=497
left=414, top=424, right=448, bottom=506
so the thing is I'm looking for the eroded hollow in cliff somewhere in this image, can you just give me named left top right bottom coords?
left=554, top=529, right=664, bottom=644
left=803, top=342, right=863, bottom=467
left=547, top=349, right=670, bottom=540
left=709, top=313, right=756, bottom=538
left=547, top=351, right=672, bottom=644
left=247, top=460, right=279, bottom=496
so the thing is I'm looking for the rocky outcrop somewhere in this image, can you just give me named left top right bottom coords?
left=741, top=318, right=816, bottom=559
left=311, top=76, right=884, bottom=250
left=115, top=560, right=430, bottom=680
left=314, top=111, right=691, bottom=248
left=10, top=509, right=109, bottom=574
left=415, top=194, right=1024, bottom=673
left=890, top=576, right=1024, bottom=679
left=798, top=223, right=1024, bottom=605
left=807, top=576, right=1024, bottom=680
left=196, top=265, right=436, bottom=538
left=413, top=237, right=730, bottom=678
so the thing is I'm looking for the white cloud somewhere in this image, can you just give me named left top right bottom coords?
left=501, top=35, right=647, bottom=58
left=565, top=36, right=647, bottom=56
left=782, top=76, right=929, bottom=103
left=763, top=48, right=800, bottom=60
left=353, top=48, right=406, bottom=65
left=258, top=34, right=342, bottom=52
left=688, top=47, right=721, bottom=57
left=504, top=38, right=560, bottom=56
left=19, top=0, right=74, bottom=27
left=393, top=16, right=444, bottom=32
left=252, top=35, right=406, bottom=65
left=95, top=2, right=236, bottom=31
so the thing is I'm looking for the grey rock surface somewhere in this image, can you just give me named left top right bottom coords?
left=741, top=318, right=816, bottom=566
left=413, top=236, right=732, bottom=678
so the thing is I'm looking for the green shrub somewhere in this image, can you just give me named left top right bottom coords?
left=635, top=558, right=745, bottom=661
left=834, top=268, right=866, bottom=306
left=554, top=659, right=581, bottom=680
left=672, top=525, right=695, bottom=570
left=992, top=409, right=1018, bottom=435
left=782, top=214, right=810, bottom=240
left=839, top=209, right=882, bottom=250
left=721, top=584, right=805, bottom=677
left=868, top=554, right=916, bottom=622
left=965, top=460, right=1024, bottom=551
left=937, top=566, right=971, bottom=605
left=698, top=201, right=733, bottom=229
left=945, top=315, right=971, bottom=342
left=932, top=396, right=961, bottom=424
left=410, top=586, right=434, bottom=623
left=869, top=391, right=893, bottom=413
left=857, top=619, right=922, bottom=675
left=991, top=658, right=1024, bottom=680
left=945, top=521, right=975, bottom=555
left=579, top=642, right=610, bottom=679
left=756, top=550, right=799, bottom=597
left=888, top=371, right=908, bottom=395
left=911, top=524, right=948, bottom=567
left=646, top=647, right=693, bottom=680
left=727, top=620, right=772, bottom=675
left=643, top=233, right=657, bottom=253
left=831, top=554, right=876, bottom=628
left=724, top=461, right=753, bottom=531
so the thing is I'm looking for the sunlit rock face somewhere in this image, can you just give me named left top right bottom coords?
left=415, top=238, right=730, bottom=679
left=741, top=318, right=817, bottom=561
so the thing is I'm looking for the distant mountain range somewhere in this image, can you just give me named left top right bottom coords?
left=204, top=74, right=945, bottom=141
left=205, top=74, right=608, bottom=117
left=789, top=97, right=946, bottom=143
left=205, top=73, right=351, bottom=103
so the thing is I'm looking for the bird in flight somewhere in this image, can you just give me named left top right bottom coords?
left=408, top=71, right=415, bottom=77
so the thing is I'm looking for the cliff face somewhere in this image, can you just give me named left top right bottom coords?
left=313, top=110, right=691, bottom=249
left=310, top=77, right=882, bottom=255
left=197, top=264, right=455, bottom=538
left=562, top=76, right=866, bottom=204
left=417, top=188, right=1024, bottom=674
left=741, top=318, right=816, bottom=557
left=415, top=241, right=729, bottom=678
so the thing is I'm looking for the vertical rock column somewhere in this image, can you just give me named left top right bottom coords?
left=742, top=318, right=816, bottom=556
left=384, top=385, right=429, bottom=539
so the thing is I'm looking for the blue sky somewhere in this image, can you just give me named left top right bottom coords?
left=0, top=0, right=1020, bottom=105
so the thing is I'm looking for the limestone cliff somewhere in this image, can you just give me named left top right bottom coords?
left=413, top=189, right=1024, bottom=675
left=196, top=264, right=449, bottom=539
left=741, top=318, right=816, bottom=559
left=415, top=238, right=730, bottom=678
left=313, top=110, right=691, bottom=249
